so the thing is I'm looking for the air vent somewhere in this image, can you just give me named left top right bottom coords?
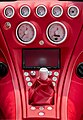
left=0, top=62, right=8, bottom=78
left=76, top=62, right=83, bottom=78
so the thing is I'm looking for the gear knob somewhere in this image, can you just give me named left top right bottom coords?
left=39, top=68, right=48, bottom=80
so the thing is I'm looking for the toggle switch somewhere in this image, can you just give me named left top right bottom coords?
left=39, top=68, right=48, bottom=80
left=30, top=71, right=36, bottom=76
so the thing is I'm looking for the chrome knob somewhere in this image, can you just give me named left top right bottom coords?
left=39, top=68, right=48, bottom=80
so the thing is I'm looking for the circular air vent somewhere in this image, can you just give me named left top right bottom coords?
left=0, top=62, right=8, bottom=78
left=76, top=62, right=83, bottom=78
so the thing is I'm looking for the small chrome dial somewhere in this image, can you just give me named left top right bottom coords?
left=46, top=21, right=67, bottom=44
left=4, top=6, right=14, bottom=18
left=20, top=5, right=31, bottom=17
left=68, top=5, right=79, bottom=18
left=52, top=5, right=63, bottom=17
left=16, top=22, right=36, bottom=44
left=36, top=5, right=47, bottom=17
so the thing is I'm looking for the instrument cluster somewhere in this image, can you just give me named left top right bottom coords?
left=1, top=3, right=81, bottom=45
left=0, top=2, right=82, bottom=119
left=16, top=21, right=68, bottom=44
left=3, top=4, right=80, bottom=19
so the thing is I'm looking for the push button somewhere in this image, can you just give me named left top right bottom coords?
left=54, top=71, right=59, bottom=76
left=24, top=72, right=29, bottom=76
left=47, top=106, right=53, bottom=110
left=39, top=112, right=44, bottom=116
left=27, top=82, right=33, bottom=87
left=26, top=77, right=30, bottom=81
left=30, top=106, right=36, bottom=110
left=39, top=106, right=44, bottom=110
left=52, top=82, right=56, bottom=86
left=52, top=77, right=57, bottom=81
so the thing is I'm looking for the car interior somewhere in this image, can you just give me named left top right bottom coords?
left=0, top=0, right=83, bottom=120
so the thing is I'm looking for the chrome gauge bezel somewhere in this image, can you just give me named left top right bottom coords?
left=20, top=5, right=31, bottom=18
left=46, top=21, right=67, bottom=44
left=4, top=6, right=15, bottom=18
left=52, top=5, right=63, bottom=18
left=67, top=5, right=79, bottom=18
left=16, top=21, right=36, bottom=44
left=36, top=5, right=47, bottom=17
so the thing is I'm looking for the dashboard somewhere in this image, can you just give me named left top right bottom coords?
left=0, top=0, right=83, bottom=120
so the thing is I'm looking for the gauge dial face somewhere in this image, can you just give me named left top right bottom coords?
left=36, top=5, right=47, bottom=17
left=52, top=5, right=63, bottom=17
left=4, top=6, right=14, bottom=18
left=16, top=22, right=36, bottom=44
left=20, top=5, right=31, bottom=17
left=46, top=22, right=67, bottom=44
left=68, top=6, right=79, bottom=18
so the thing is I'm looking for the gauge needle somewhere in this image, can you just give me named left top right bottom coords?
left=22, top=32, right=25, bottom=38
left=53, top=28, right=60, bottom=37
left=21, top=33, right=25, bottom=38
left=52, top=34, right=60, bottom=40
left=21, top=28, right=29, bottom=38
left=39, top=10, right=43, bottom=15
left=54, top=35, right=60, bottom=37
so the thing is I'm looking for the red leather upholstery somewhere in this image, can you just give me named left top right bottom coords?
left=29, top=78, right=54, bottom=105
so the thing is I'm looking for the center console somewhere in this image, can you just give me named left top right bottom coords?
left=0, top=0, right=83, bottom=120
left=22, top=48, right=60, bottom=118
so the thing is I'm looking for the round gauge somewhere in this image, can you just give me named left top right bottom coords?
left=20, top=5, right=31, bottom=17
left=52, top=5, right=63, bottom=17
left=16, top=22, right=36, bottom=44
left=4, top=6, right=15, bottom=18
left=46, top=21, right=67, bottom=44
left=68, top=5, right=79, bottom=18
left=36, top=5, right=47, bottom=17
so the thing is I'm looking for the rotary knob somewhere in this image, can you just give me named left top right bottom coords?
left=76, top=62, right=83, bottom=78
left=0, top=62, right=8, bottom=78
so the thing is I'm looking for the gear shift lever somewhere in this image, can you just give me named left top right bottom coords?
left=29, top=67, right=54, bottom=105
left=39, top=68, right=48, bottom=80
